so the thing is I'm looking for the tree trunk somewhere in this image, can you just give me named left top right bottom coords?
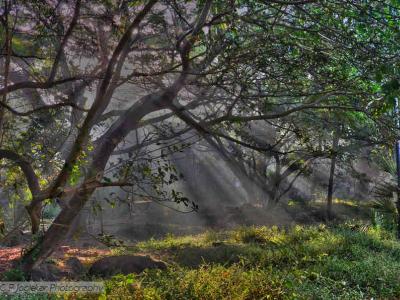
left=26, top=203, right=42, bottom=234
left=271, top=154, right=281, bottom=205
left=20, top=185, right=96, bottom=273
left=396, top=199, right=400, bottom=239
left=326, top=134, right=339, bottom=221
left=0, top=0, right=11, bottom=147
left=395, top=140, right=400, bottom=239
left=19, top=89, right=172, bottom=274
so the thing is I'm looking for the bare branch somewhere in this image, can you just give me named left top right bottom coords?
left=0, top=99, right=89, bottom=116
left=0, top=76, right=84, bottom=96
left=46, top=0, right=159, bottom=201
left=47, top=0, right=81, bottom=82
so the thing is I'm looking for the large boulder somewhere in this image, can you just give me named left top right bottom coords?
left=88, top=255, right=167, bottom=278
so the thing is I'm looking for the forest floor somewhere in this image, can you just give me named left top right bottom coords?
left=0, top=200, right=395, bottom=299
left=0, top=246, right=111, bottom=275
left=2, top=221, right=400, bottom=299
left=96, top=222, right=400, bottom=299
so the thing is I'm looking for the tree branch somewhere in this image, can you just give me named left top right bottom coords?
left=0, top=76, right=84, bottom=96
left=0, top=149, right=40, bottom=195
left=207, top=105, right=361, bottom=125
left=47, top=0, right=81, bottom=82
left=0, top=99, right=89, bottom=116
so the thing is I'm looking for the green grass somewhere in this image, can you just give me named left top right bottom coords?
left=97, top=221, right=400, bottom=299
left=5, top=221, right=400, bottom=299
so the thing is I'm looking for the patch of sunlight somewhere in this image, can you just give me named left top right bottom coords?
left=333, top=198, right=359, bottom=207
left=311, top=198, right=359, bottom=207
left=136, top=232, right=211, bottom=251
left=230, top=225, right=288, bottom=246
left=303, top=231, right=345, bottom=255
left=202, top=230, right=230, bottom=244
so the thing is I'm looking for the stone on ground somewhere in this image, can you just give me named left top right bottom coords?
left=88, top=255, right=167, bottom=278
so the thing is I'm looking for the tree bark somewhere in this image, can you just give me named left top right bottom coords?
left=26, top=204, right=42, bottom=234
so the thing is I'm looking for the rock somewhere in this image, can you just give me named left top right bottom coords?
left=31, top=263, right=67, bottom=281
left=88, top=255, right=167, bottom=278
left=65, top=257, right=84, bottom=278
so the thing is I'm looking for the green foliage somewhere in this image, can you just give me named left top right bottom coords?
left=104, top=265, right=285, bottom=300
left=372, top=149, right=397, bottom=176
left=100, top=223, right=400, bottom=299
left=370, top=198, right=398, bottom=233
left=2, top=268, right=26, bottom=281
left=42, top=203, right=61, bottom=219
left=96, top=233, right=125, bottom=247
left=233, top=225, right=284, bottom=245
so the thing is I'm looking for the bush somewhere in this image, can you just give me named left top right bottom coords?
left=2, top=268, right=26, bottom=281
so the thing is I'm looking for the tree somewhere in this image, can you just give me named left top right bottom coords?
left=0, top=0, right=399, bottom=275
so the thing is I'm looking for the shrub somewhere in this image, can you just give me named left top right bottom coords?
left=2, top=268, right=26, bottom=281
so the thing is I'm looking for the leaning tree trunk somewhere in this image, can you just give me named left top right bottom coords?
left=19, top=88, right=172, bottom=274
left=20, top=183, right=97, bottom=273
left=17, top=0, right=210, bottom=266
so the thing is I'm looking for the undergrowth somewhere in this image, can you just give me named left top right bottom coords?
left=100, top=221, right=400, bottom=299
left=4, top=221, right=400, bottom=299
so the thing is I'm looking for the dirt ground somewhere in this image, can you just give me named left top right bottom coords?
left=0, top=245, right=111, bottom=275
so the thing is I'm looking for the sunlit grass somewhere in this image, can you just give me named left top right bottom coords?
left=98, top=222, right=400, bottom=299
left=306, top=197, right=361, bottom=207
